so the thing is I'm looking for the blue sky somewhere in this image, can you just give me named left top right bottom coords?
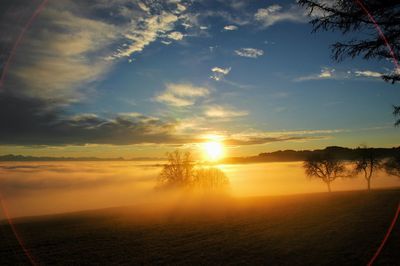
left=0, top=0, right=398, bottom=158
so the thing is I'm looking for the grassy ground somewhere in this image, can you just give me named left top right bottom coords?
left=0, top=188, right=399, bottom=265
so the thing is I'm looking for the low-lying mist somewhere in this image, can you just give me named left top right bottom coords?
left=0, top=161, right=398, bottom=219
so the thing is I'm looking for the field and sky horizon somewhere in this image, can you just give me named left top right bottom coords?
left=0, top=0, right=399, bottom=265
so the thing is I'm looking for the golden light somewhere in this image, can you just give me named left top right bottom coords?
left=203, top=141, right=224, bottom=161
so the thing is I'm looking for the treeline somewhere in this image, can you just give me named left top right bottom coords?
left=223, top=146, right=400, bottom=164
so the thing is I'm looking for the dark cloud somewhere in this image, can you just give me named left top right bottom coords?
left=0, top=91, right=184, bottom=146
left=224, top=136, right=325, bottom=146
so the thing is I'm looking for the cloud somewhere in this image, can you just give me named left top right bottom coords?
left=295, top=67, right=386, bottom=81
left=223, top=128, right=340, bottom=146
left=137, top=2, right=150, bottom=13
left=6, top=4, right=118, bottom=102
left=161, top=40, right=172, bottom=45
left=210, top=67, right=231, bottom=81
left=107, top=1, right=189, bottom=59
left=0, top=0, right=202, bottom=147
left=204, top=105, right=248, bottom=119
left=0, top=91, right=189, bottom=146
left=201, top=10, right=251, bottom=26
left=255, top=4, right=307, bottom=28
left=154, top=83, right=210, bottom=107
left=166, top=31, right=184, bottom=40
left=223, top=127, right=390, bottom=146
left=235, top=48, right=264, bottom=58
left=223, top=25, right=238, bottom=31
left=0, top=89, right=344, bottom=147
left=295, top=67, right=338, bottom=81
left=354, top=70, right=383, bottom=78
left=110, top=11, right=179, bottom=58
left=1, top=0, right=191, bottom=104
left=224, top=136, right=323, bottom=146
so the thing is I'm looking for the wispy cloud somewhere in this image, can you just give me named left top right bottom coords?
left=204, top=105, right=248, bottom=119
left=295, top=67, right=337, bottom=81
left=295, top=67, right=386, bottom=82
left=8, top=5, right=117, bottom=102
left=235, top=48, right=264, bottom=58
left=224, top=128, right=342, bottom=146
left=154, top=83, right=210, bottom=107
left=354, top=70, right=383, bottom=78
left=223, top=25, right=238, bottom=31
left=254, top=4, right=307, bottom=28
left=3, top=0, right=191, bottom=104
left=166, top=31, right=184, bottom=40
left=210, top=67, right=231, bottom=81
left=109, top=1, right=188, bottom=59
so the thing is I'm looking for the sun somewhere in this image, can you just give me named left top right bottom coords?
left=203, top=141, right=224, bottom=161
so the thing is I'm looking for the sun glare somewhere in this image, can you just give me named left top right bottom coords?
left=203, top=141, right=224, bottom=161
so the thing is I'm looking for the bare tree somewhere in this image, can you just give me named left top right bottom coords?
left=304, top=153, right=346, bottom=192
left=298, top=0, right=400, bottom=124
left=353, top=147, right=382, bottom=190
left=384, top=152, right=400, bottom=178
left=158, top=150, right=195, bottom=189
left=193, top=167, right=230, bottom=193
left=157, top=150, right=230, bottom=193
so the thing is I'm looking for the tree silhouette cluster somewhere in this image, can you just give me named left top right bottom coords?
left=157, top=150, right=230, bottom=193
left=304, top=147, right=400, bottom=192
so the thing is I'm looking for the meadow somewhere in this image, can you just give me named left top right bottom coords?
left=0, top=189, right=399, bottom=265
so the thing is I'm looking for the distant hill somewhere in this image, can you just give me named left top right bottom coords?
left=222, top=146, right=400, bottom=164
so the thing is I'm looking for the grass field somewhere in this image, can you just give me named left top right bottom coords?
left=1, top=188, right=399, bottom=265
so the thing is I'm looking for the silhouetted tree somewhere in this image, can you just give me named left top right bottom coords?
left=158, top=150, right=195, bottom=189
left=298, top=0, right=400, bottom=124
left=193, top=167, right=230, bottom=193
left=157, top=150, right=230, bottom=193
left=384, top=152, right=400, bottom=178
left=353, top=147, right=382, bottom=190
left=394, top=105, right=400, bottom=127
left=304, top=152, right=346, bottom=192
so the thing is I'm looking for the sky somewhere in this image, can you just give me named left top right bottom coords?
left=0, top=0, right=399, bottom=158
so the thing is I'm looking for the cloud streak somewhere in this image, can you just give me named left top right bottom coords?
left=255, top=4, right=307, bottom=28
left=154, top=83, right=210, bottom=107
left=354, top=70, right=383, bottom=78
left=204, top=105, right=248, bottom=119
left=295, top=67, right=386, bottom=81
left=235, top=48, right=264, bottom=58
left=210, top=66, right=231, bottom=81
left=223, top=25, right=238, bottom=31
